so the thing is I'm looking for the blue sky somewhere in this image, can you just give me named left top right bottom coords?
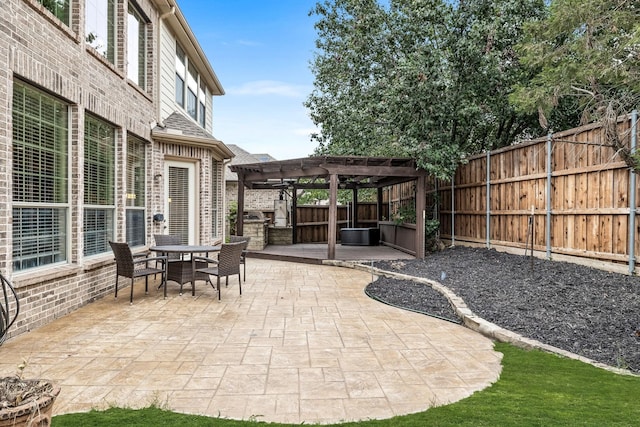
left=178, top=0, right=321, bottom=160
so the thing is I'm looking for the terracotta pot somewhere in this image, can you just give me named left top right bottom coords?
left=0, top=382, right=60, bottom=427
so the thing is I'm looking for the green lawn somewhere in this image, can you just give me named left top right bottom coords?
left=53, top=342, right=640, bottom=426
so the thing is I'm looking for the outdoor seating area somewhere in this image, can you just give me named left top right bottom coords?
left=0, top=258, right=500, bottom=424
left=109, top=235, right=253, bottom=301
left=147, top=236, right=227, bottom=297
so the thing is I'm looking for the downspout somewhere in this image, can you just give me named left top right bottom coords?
left=156, top=2, right=176, bottom=125
left=628, top=110, right=638, bottom=275
left=160, top=3, right=176, bottom=19
left=153, top=1, right=176, bottom=237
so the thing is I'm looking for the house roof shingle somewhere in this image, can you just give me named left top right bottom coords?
left=225, top=144, right=277, bottom=181
left=151, top=111, right=234, bottom=160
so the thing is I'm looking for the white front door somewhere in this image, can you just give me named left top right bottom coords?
left=165, top=161, right=197, bottom=244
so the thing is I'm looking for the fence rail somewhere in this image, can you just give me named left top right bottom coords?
left=296, top=203, right=382, bottom=243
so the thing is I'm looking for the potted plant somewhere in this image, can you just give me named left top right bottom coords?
left=0, top=373, right=60, bottom=427
left=1, top=274, right=59, bottom=427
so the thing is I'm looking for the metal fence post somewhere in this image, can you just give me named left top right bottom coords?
left=486, top=151, right=491, bottom=249
left=451, top=176, right=455, bottom=246
left=546, top=132, right=552, bottom=260
left=629, top=110, right=638, bottom=275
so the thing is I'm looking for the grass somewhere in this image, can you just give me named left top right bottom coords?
left=53, top=342, right=640, bottom=426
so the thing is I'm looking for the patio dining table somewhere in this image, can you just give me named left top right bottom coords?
left=149, top=245, right=221, bottom=298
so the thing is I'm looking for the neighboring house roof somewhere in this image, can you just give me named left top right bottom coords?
left=152, top=111, right=234, bottom=159
left=225, top=144, right=277, bottom=181
left=253, top=153, right=277, bottom=162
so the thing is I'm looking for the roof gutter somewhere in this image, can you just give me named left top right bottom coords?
left=151, top=130, right=234, bottom=160
left=159, top=0, right=175, bottom=19
left=155, top=1, right=176, bottom=127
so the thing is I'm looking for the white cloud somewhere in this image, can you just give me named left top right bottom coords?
left=227, top=80, right=310, bottom=98
left=236, top=39, right=262, bottom=47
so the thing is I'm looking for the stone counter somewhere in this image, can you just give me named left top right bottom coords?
left=268, top=226, right=293, bottom=245
left=243, top=220, right=268, bottom=250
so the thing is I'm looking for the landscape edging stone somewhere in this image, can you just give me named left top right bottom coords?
left=324, top=259, right=637, bottom=377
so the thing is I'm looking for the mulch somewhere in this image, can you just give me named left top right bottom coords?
left=367, top=246, right=640, bottom=373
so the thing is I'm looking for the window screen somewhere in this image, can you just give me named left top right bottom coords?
left=85, top=0, right=116, bottom=63
left=39, top=0, right=70, bottom=25
left=186, top=63, right=198, bottom=119
left=84, top=208, right=114, bottom=256
left=198, top=79, right=207, bottom=127
left=12, top=81, right=69, bottom=271
left=175, top=43, right=186, bottom=107
left=84, top=115, right=115, bottom=256
left=126, top=135, right=146, bottom=246
left=175, top=74, right=185, bottom=107
left=211, top=161, right=222, bottom=238
left=127, top=2, right=148, bottom=89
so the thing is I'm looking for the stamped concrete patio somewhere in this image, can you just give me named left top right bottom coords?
left=0, top=258, right=501, bottom=424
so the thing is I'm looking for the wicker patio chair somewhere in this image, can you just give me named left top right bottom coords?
left=193, top=241, right=244, bottom=300
left=153, top=234, right=182, bottom=260
left=154, top=233, right=181, bottom=247
left=228, top=235, right=251, bottom=282
left=109, top=241, right=167, bottom=304
left=153, top=233, right=182, bottom=280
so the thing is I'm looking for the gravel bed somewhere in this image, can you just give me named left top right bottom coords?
left=367, top=246, right=640, bottom=372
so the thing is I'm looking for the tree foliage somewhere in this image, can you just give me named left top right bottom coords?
left=511, top=0, right=640, bottom=167
left=306, top=0, right=548, bottom=179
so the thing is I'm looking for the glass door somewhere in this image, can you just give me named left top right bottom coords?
left=165, top=161, right=196, bottom=244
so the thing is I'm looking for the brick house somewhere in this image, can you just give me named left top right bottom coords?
left=1, top=0, right=232, bottom=338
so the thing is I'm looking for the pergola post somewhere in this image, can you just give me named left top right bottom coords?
left=352, top=188, right=358, bottom=228
left=292, top=186, right=298, bottom=244
left=236, top=177, right=245, bottom=237
left=415, top=176, right=426, bottom=259
left=328, top=173, right=338, bottom=259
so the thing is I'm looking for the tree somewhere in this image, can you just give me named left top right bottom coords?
left=511, top=0, right=640, bottom=167
left=306, top=0, right=547, bottom=179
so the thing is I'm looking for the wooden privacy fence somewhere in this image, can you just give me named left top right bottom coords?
left=296, top=203, right=381, bottom=243
left=433, top=112, right=639, bottom=273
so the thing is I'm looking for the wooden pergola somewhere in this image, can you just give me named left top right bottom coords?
left=229, top=156, right=429, bottom=259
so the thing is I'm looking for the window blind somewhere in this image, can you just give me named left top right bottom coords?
left=168, top=166, right=189, bottom=244
left=12, top=81, right=69, bottom=270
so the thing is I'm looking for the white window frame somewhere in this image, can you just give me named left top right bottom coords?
left=85, top=0, right=117, bottom=63
left=165, top=160, right=197, bottom=244
left=127, top=2, right=148, bottom=89
left=11, top=81, right=70, bottom=272
left=175, top=42, right=209, bottom=127
left=83, top=114, right=116, bottom=257
left=126, top=135, right=146, bottom=247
